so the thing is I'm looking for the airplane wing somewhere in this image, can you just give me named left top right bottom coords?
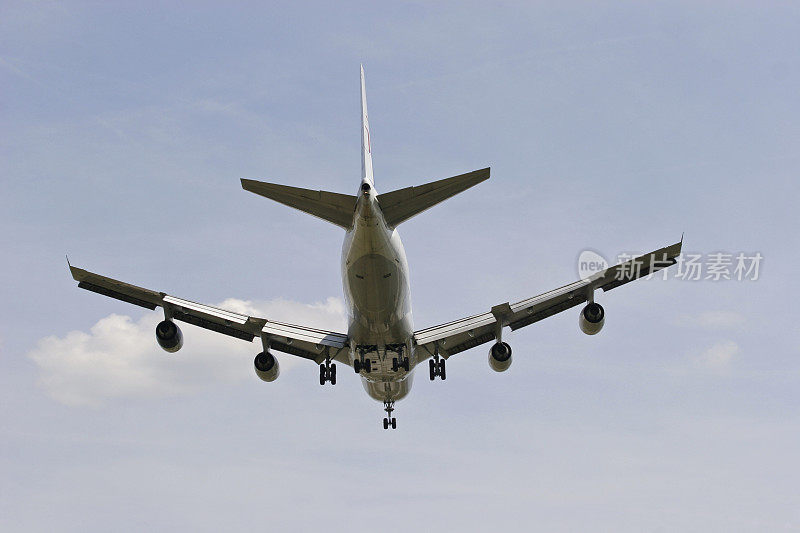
left=413, top=239, right=682, bottom=360
left=69, top=265, right=351, bottom=365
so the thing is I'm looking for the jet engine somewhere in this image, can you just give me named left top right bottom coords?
left=156, top=320, right=183, bottom=352
left=254, top=351, right=280, bottom=382
left=488, top=342, right=513, bottom=372
left=579, top=302, right=605, bottom=335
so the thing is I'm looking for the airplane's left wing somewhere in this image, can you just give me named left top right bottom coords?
left=414, top=239, right=682, bottom=361
left=69, top=265, right=350, bottom=365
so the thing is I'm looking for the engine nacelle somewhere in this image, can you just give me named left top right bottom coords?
left=489, top=342, right=513, bottom=372
left=254, top=351, right=280, bottom=382
left=156, top=320, right=183, bottom=352
left=579, top=302, right=605, bottom=335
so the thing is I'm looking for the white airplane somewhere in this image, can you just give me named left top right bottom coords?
left=69, top=66, right=682, bottom=429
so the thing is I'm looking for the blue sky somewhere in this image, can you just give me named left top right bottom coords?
left=2, top=1, right=799, bottom=531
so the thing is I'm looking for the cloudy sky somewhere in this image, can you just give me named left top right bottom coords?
left=2, top=1, right=799, bottom=531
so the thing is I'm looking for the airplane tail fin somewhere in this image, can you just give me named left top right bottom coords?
left=241, top=179, right=357, bottom=229
left=360, top=65, right=373, bottom=184
left=377, top=167, right=490, bottom=227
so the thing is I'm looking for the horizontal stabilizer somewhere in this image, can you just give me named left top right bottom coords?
left=241, top=179, right=357, bottom=229
left=377, top=167, right=490, bottom=227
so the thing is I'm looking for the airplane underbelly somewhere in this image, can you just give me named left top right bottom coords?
left=347, top=253, right=403, bottom=326
left=362, top=372, right=413, bottom=402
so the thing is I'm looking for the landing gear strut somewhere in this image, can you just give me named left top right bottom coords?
left=353, top=348, right=372, bottom=374
left=319, top=357, right=336, bottom=385
left=392, top=346, right=410, bottom=372
left=382, top=400, right=397, bottom=430
left=429, top=355, right=446, bottom=380
left=353, top=358, right=372, bottom=374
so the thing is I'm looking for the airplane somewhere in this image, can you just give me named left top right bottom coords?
left=69, top=66, right=682, bottom=429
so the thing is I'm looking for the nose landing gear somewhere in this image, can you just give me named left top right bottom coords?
left=382, top=400, right=397, bottom=430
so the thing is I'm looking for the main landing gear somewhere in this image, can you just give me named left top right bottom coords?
left=392, top=356, right=410, bottom=372
left=382, top=400, right=397, bottom=430
left=319, top=358, right=336, bottom=385
left=353, top=358, right=372, bottom=373
left=429, top=355, right=446, bottom=380
left=353, top=347, right=372, bottom=374
left=389, top=344, right=410, bottom=372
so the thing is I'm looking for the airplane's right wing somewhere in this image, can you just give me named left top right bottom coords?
left=69, top=264, right=351, bottom=365
left=413, top=239, right=682, bottom=360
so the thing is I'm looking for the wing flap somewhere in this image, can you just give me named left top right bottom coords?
left=414, top=312, right=494, bottom=345
left=262, top=321, right=348, bottom=349
left=171, top=310, right=259, bottom=341
left=162, top=295, right=250, bottom=325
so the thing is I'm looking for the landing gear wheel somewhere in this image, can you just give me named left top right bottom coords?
left=353, top=360, right=361, bottom=373
left=383, top=418, right=389, bottom=430
left=319, top=361, right=336, bottom=385
left=364, top=359, right=372, bottom=373
left=391, top=418, right=397, bottom=429
left=429, top=357, right=446, bottom=380
left=393, top=357, right=410, bottom=372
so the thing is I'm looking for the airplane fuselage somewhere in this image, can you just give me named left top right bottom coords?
left=342, top=180, right=416, bottom=402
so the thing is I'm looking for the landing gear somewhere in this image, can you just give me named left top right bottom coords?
left=353, top=348, right=372, bottom=374
left=389, top=345, right=410, bottom=372
left=319, top=358, right=336, bottom=385
left=382, top=400, right=397, bottom=430
left=392, top=356, right=410, bottom=372
left=429, top=355, right=446, bottom=380
left=353, top=358, right=372, bottom=374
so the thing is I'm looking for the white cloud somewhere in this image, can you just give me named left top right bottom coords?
left=696, top=340, right=739, bottom=371
left=676, top=311, right=746, bottom=330
left=27, top=297, right=346, bottom=407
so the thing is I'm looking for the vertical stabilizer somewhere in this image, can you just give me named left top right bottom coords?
left=360, top=65, right=374, bottom=184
